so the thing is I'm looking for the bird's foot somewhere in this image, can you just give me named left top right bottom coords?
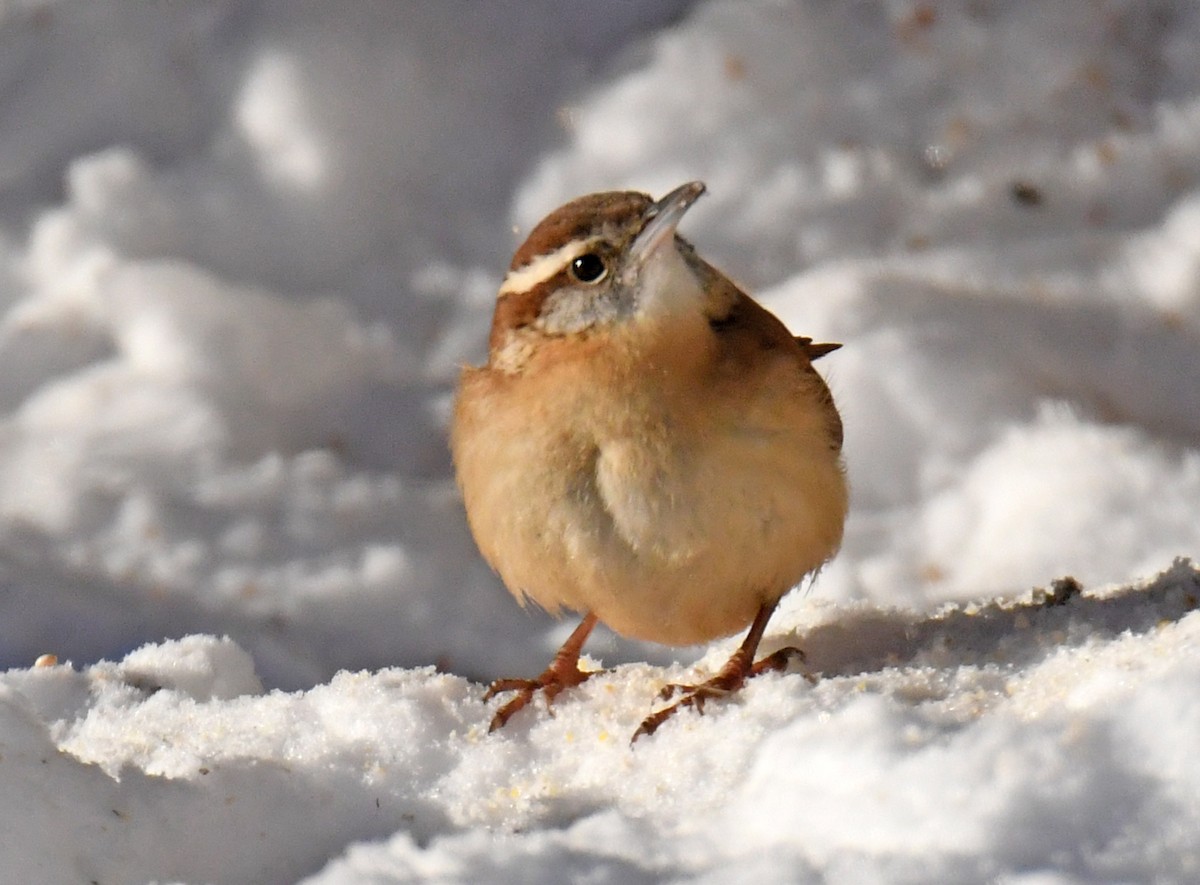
left=484, top=613, right=601, bottom=733
left=485, top=661, right=599, bottom=732
left=632, top=645, right=808, bottom=742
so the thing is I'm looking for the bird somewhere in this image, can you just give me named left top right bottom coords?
left=451, top=181, right=847, bottom=741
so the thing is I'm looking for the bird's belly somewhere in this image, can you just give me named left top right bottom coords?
left=462, top=416, right=846, bottom=647
left=594, top=428, right=845, bottom=644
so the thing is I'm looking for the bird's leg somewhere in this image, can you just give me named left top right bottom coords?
left=485, top=612, right=600, bottom=732
left=632, top=600, right=806, bottom=742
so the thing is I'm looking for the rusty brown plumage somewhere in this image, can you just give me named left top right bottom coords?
left=452, top=182, right=847, bottom=740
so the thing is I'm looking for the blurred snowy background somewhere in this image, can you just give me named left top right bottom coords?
left=1, top=1, right=1199, bottom=882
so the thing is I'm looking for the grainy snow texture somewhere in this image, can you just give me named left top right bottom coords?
left=1, top=1, right=1199, bottom=883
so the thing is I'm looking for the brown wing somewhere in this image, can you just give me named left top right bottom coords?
left=700, top=269, right=844, bottom=452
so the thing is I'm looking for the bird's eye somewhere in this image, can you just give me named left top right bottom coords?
left=569, top=253, right=608, bottom=284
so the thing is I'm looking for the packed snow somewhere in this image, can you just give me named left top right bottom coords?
left=1, top=1, right=1198, bottom=882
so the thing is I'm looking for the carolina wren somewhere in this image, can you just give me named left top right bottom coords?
left=451, top=182, right=847, bottom=740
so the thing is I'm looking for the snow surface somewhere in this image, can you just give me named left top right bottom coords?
left=1, top=1, right=1199, bottom=882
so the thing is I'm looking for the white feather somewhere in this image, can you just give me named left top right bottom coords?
left=498, top=239, right=592, bottom=297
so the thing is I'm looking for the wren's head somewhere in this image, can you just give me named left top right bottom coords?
left=488, top=182, right=709, bottom=370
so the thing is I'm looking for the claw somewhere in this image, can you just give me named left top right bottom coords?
left=657, top=682, right=685, bottom=701
left=751, top=646, right=806, bottom=676
left=483, top=677, right=538, bottom=702
left=487, top=668, right=597, bottom=732
left=485, top=613, right=600, bottom=732
left=632, top=601, right=811, bottom=743
left=632, top=646, right=807, bottom=741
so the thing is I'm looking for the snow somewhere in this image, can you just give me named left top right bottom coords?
left=0, top=1, right=1198, bottom=882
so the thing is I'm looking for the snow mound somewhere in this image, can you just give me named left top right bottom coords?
left=2, top=562, right=1197, bottom=883
left=2, top=0, right=1199, bottom=881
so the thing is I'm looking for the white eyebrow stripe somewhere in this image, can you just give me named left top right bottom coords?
left=498, top=239, right=593, bottom=297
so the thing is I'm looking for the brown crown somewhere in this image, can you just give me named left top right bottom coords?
left=509, top=190, right=653, bottom=271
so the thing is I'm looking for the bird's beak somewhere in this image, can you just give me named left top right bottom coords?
left=625, top=181, right=706, bottom=276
